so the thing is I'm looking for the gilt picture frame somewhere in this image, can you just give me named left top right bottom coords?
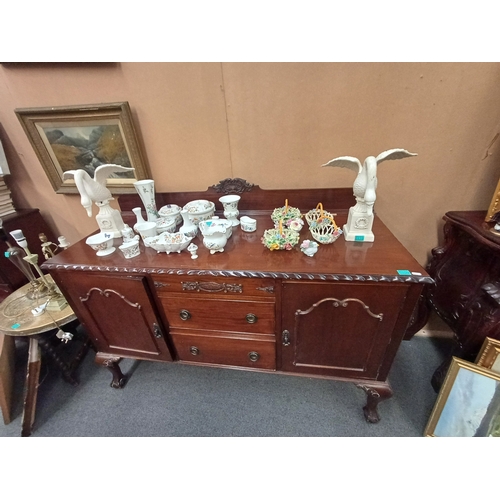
left=485, top=177, right=500, bottom=222
left=424, top=357, right=500, bottom=437
left=15, top=102, right=150, bottom=194
left=475, top=337, right=500, bottom=374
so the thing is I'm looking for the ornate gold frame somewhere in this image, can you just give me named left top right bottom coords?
left=15, top=102, right=150, bottom=194
left=485, top=177, right=500, bottom=222
left=424, top=357, right=500, bottom=437
left=475, top=337, right=500, bottom=373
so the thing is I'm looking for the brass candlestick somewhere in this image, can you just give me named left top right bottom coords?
left=9, top=229, right=67, bottom=311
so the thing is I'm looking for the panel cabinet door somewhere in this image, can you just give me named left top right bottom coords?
left=53, top=272, right=174, bottom=362
left=280, top=281, right=410, bottom=380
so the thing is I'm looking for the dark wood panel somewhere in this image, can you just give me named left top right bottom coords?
left=159, top=294, right=275, bottom=334
left=171, top=331, right=276, bottom=370
left=281, top=281, right=409, bottom=379
left=50, top=271, right=174, bottom=362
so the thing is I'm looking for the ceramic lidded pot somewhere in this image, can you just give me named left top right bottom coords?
left=183, top=199, right=216, bottom=226
left=158, top=204, right=182, bottom=226
left=240, top=216, right=257, bottom=232
left=155, top=216, right=177, bottom=234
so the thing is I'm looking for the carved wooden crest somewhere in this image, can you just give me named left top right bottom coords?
left=211, top=178, right=254, bottom=194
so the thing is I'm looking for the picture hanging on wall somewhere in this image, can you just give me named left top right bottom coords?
left=424, top=357, right=500, bottom=437
left=15, top=102, right=151, bottom=194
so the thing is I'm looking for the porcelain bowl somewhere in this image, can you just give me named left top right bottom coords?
left=183, top=199, right=216, bottom=225
left=143, top=234, right=167, bottom=253
left=162, top=232, right=194, bottom=254
left=85, top=232, right=115, bottom=256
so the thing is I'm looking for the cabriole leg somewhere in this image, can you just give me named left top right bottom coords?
left=95, top=353, right=127, bottom=388
left=356, top=382, right=393, bottom=423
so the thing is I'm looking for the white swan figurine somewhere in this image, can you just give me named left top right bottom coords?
left=63, top=163, right=135, bottom=237
left=322, top=149, right=417, bottom=241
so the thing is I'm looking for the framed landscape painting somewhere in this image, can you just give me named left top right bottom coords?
left=15, top=102, right=150, bottom=194
left=475, top=337, right=500, bottom=374
left=424, top=357, right=500, bottom=437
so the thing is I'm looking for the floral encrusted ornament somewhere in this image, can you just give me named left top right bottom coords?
left=271, top=199, right=303, bottom=230
left=262, top=219, right=300, bottom=251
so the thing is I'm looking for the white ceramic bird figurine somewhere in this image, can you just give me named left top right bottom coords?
left=322, top=149, right=417, bottom=217
left=322, top=149, right=417, bottom=242
left=63, top=163, right=135, bottom=217
left=63, top=163, right=135, bottom=237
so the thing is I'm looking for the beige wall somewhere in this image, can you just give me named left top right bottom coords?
left=1, top=62, right=500, bottom=266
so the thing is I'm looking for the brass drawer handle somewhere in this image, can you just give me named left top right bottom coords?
left=282, top=330, right=290, bottom=346
left=190, top=346, right=200, bottom=356
left=246, top=313, right=258, bottom=324
left=180, top=309, right=191, bottom=321
left=248, top=351, right=260, bottom=362
left=153, top=323, right=162, bottom=339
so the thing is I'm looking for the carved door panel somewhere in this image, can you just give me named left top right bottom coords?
left=280, top=281, right=409, bottom=380
left=53, top=272, right=173, bottom=361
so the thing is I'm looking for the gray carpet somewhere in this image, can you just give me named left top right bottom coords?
left=0, top=334, right=452, bottom=437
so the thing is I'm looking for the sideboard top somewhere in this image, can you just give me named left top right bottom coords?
left=43, top=208, right=431, bottom=284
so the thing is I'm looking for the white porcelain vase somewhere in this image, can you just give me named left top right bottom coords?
left=219, top=195, right=241, bottom=226
left=179, top=209, right=198, bottom=237
left=132, top=207, right=147, bottom=232
left=134, top=179, right=159, bottom=222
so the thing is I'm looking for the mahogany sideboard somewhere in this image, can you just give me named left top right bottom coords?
left=41, top=181, right=431, bottom=423
left=420, top=211, right=500, bottom=390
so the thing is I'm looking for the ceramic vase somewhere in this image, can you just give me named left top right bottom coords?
left=134, top=179, right=159, bottom=222
left=132, top=207, right=147, bottom=232
left=179, top=209, right=198, bottom=238
left=219, top=195, right=240, bottom=226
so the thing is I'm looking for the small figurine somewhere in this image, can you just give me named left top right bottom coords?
left=39, top=233, right=60, bottom=260
left=187, top=243, right=198, bottom=259
left=121, top=224, right=135, bottom=243
left=300, top=239, right=319, bottom=257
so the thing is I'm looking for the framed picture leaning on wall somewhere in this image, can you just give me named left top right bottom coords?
left=485, top=176, right=500, bottom=222
left=424, top=357, right=500, bottom=437
left=15, top=102, right=151, bottom=194
left=475, top=337, right=500, bottom=374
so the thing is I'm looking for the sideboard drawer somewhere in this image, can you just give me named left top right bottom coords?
left=153, top=275, right=276, bottom=298
left=171, top=331, right=276, bottom=370
left=160, top=295, right=275, bottom=334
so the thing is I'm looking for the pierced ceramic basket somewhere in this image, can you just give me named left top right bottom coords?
left=310, top=224, right=343, bottom=244
left=305, top=205, right=336, bottom=227
left=305, top=203, right=343, bottom=244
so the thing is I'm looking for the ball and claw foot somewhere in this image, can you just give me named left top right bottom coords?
left=97, top=354, right=128, bottom=389
left=356, top=382, right=393, bottom=423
